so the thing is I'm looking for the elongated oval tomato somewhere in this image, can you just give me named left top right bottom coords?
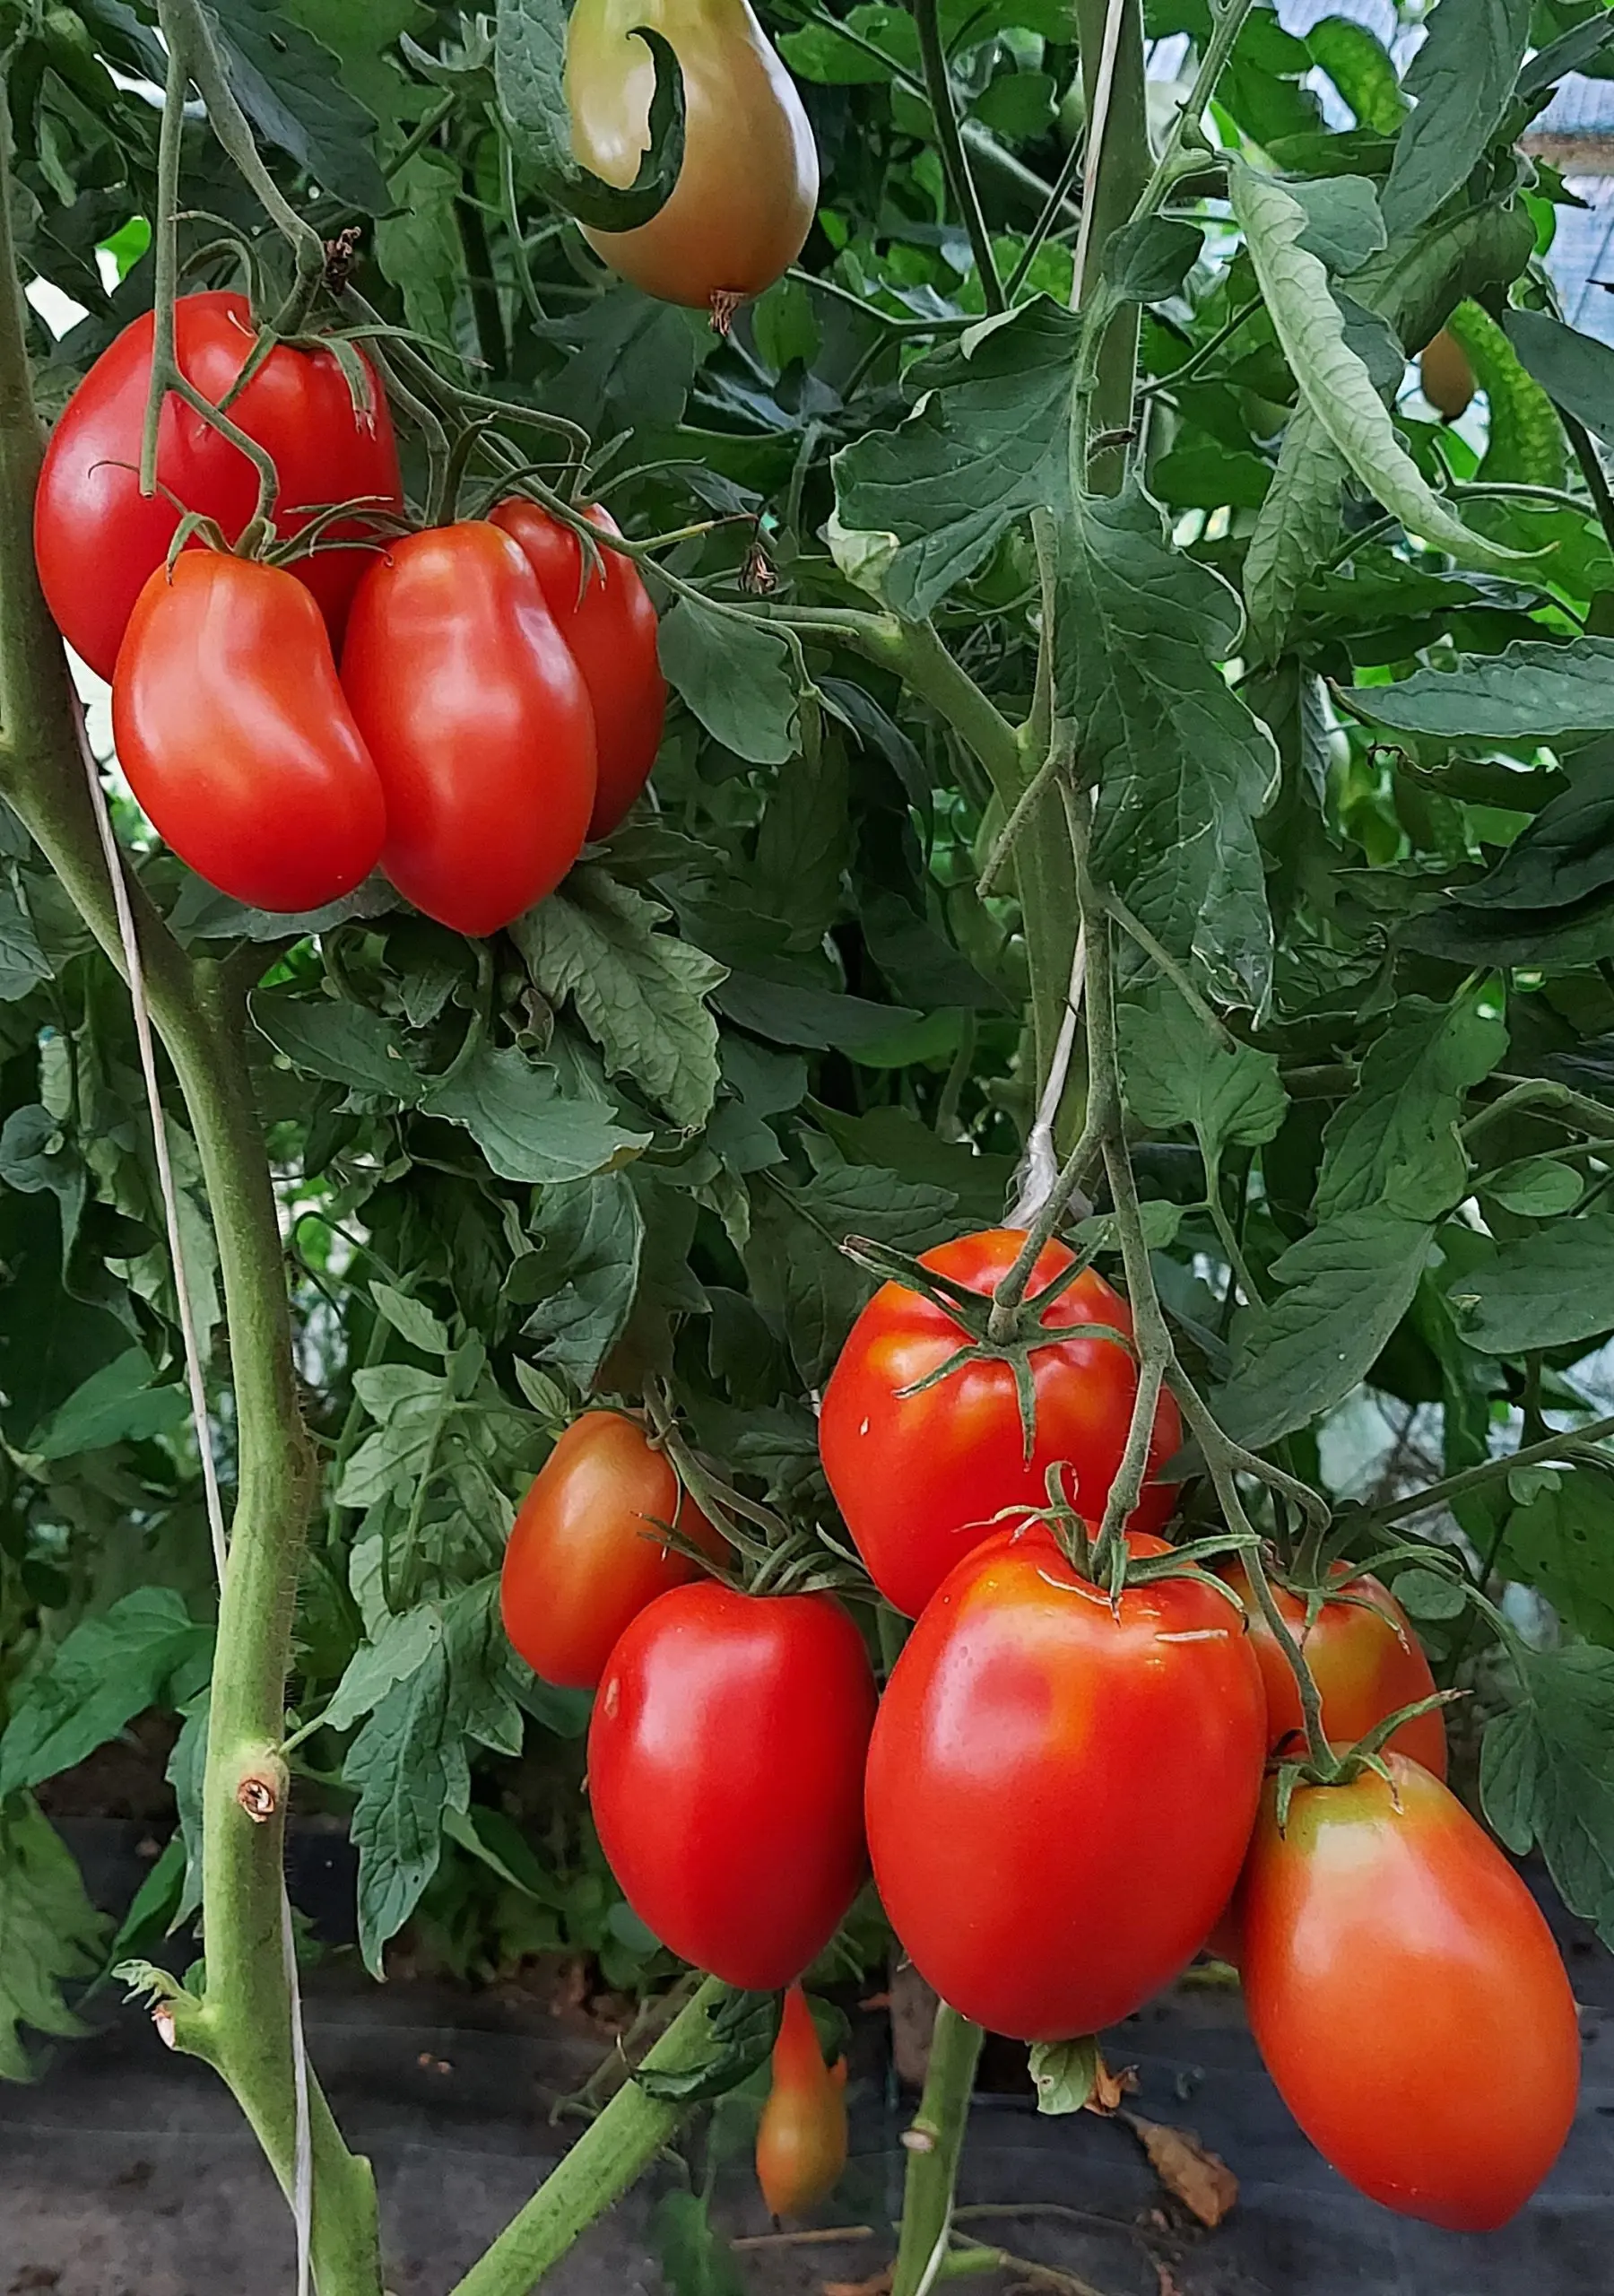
left=340, top=523, right=596, bottom=936
left=756, top=1984, right=848, bottom=2218
left=35, top=291, right=402, bottom=683
left=865, top=1524, right=1266, bottom=2041
left=111, top=554, right=386, bottom=912
left=820, top=1230, right=1182, bottom=1619
left=499, top=1412, right=725, bottom=1691
left=490, top=498, right=665, bottom=839
left=568, top=0, right=818, bottom=312
left=588, top=1583, right=876, bottom=1988
left=1219, top=1559, right=1447, bottom=1778
left=1241, top=1756, right=1579, bottom=2230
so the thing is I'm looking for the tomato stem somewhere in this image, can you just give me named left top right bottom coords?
left=890, top=2002, right=985, bottom=2296
left=911, top=0, right=1005, bottom=317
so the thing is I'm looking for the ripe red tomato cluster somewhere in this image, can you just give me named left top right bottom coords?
left=501, top=1231, right=1582, bottom=2235
left=36, top=295, right=666, bottom=930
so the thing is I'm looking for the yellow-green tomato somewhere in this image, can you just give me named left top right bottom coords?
left=567, top=0, right=819, bottom=315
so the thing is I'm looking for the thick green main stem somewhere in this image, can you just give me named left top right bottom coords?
left=0, top=75, right=382, bottom=2296
left=891, top=2004, right=985, bottom=2296
left=449, top=1978, right=728, bottom=2296
left=1074, top=0, right=1148, bottom=493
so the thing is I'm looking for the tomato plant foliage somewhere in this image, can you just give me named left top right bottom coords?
left=2, top=0, right=1614, bottom=2275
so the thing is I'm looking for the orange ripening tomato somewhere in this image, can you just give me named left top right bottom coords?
left=1241, top=1756, right=1580, bottom=2230
left=589, top=1583, right=876, bottom=1988
left=490, top=499, right=665, bottom=839
left=864, top=1525, right=1266, bottom=2040
left=35, top=291, right=402, bottom=683
left=1419, top=328, right=1475, bottom=422
left=499, top=1412, right=726, bottom=1691
left=819, top=1230, right=1182, bottom=1618
left=340, top=522, right=596, bottom=936
left=567, top=0, right=819, bottom=313
left=111, top=554, right=386, bottom=912
left=1220, top=1559, right=1447, bottom=1778
left=756, top=1984, right=848, bottom=2219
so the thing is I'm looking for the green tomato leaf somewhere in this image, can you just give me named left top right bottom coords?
left=1029, top=2033, right=1100, bottom=2116
left=422, top=1045, right=649, bottom=1184
left=1315, top=991, right=1507, bottom=1223
left=831, top=300, right=1083, bottom=619
left=29, top=1347, right=189, bottom=1459
left=494, top=0, right=687, bottom=233
left=209, top=0, right=389, bottom=213
left=252, top=994, right=425, bottom=1102
left=513, top=865, right=726, bottom=1130
left=0, top=1798, right=107, bottom=2080
left=651, top=2191, right=749, bottom=2296
left=658, top=596, right=798, bottom=767
left=1449, top=1213, right=1614, bottom=1354
left=1059, top=482, right=1279, bottom=1012
left=1345, top=638, right=1614, bottom=740
left=1481, top=1643, right=1614, bottom=1944
left=1504, top=1470, right=1614, bottom=1647
left=1288, top=175, right=1386, bottom=274
left=0, top=1589, right=210, bottom=1800
left=1102, top=215, right=1203, bottom=304
left=1480, top=1157, right=1585, bottom=1218
left=1504, top=309, right=1614, bottom=454
left=1230, top=161, right=1532, bottom=580
left=369, top=1283, right=452, bottom=1359
left=521, top=1171, right=645, bottom=1391
left=1391, top=1565, right=1468, bottom=1622
left=1119, top=984, right=1287, bottom=1179
left=1244, top=404, right=1345, bottom=663
left=1219, top=1211, right=1437, bottom=1451
left=322, top=1604, right=447, bottom=1737
left=1380, top=0, right=1532, bottom=239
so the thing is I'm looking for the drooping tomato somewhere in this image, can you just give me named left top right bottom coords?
left=339, top=522, right=596, bottom=936
left=588, top=1583, right=876, bottom=1989
left=35, top=291, right=402, bottom=683
left=864, top=1524, right=1266, bottom=2041
left=1220, top=1559, right=1447, bottom=1779
left=111, top=554, right=386, bottom=912
left=1240, top=1756, right=1579, bottom=2230
left=819, top=1230, right=1182, bottom=1619
left=567, top=0, right=819, bottom=313
left=755, top=1984, right=848, bottom=2219
left=499, top=1412, right=725, bottom=1691
left=490, top=498, right=665, bottom=839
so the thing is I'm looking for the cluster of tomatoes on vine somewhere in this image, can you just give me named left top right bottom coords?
left=502, top=1231, right=1582, bottom=2232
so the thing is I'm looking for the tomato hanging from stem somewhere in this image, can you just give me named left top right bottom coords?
left=755, top=1984, right=848, bottom=2218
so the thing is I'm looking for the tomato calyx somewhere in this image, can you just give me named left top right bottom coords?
left=1271, top=1686, right=1469, bottom=1830
left=840, top=1232, right=1136, bottom=1463
left=1009, top=1465, right=1258, bottom=1605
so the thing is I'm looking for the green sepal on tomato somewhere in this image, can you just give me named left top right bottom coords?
left=499, top=1410, right=726, bottom=1691
left=340, top=521, right=596, bottom=936
left=819, top=1230, right=1182, bottom=1618
left=864, top=1523, right=1266, bottom=2041
left=1239, top=1754, right=1580, bottom=2230
left=111, top=552, right=386, bottom=913
left=35, top=291, right=402, bottom=683
left=490, top=499, right=666, bottom=839
left=587, top=1579, right=877, bottom=1989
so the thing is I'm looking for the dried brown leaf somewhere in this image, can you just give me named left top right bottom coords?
left=1122, top=2113, right=1238, bottom=2229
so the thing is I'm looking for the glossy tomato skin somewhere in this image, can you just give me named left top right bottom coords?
left=340, top=522, right=596, bottom=936
left=111, top=554, right=386, bottom=912
left=820, top=1230, right=1182, bottom=1618
left=568, top=0, right=818, bottom=310
left=588, top=1584, right=877, bottom=1988
left=1241, top=1756, right=1580, bottom=2230
left=490, top=498, right=665, bottom=839
left=1221, top=1560, right=1447, bottom=1778
left=865, top=1524, right=1266, bottom=2040
left=756, top=1984, right=848, bottom=2218
left=35, top=291, right=402, bottom=683
left=499, top=1412, right=725, bottom=1691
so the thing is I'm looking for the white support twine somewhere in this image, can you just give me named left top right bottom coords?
left=1070, top=0, right=1132, bottom=313
left=71, top=684, right=312, bottom=2296
left=1009, top=922, right=1088, bottom=1228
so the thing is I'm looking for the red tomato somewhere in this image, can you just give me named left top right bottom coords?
left=588, top=1583, right=876, bottom=1988
left=111, top=554, right=385, bottom=911
left=490, top=499, right=665, bottom=839
left=1241, top=1756, right=1580, bottom=2230
left=756, top=1984, right=848, bottom=2218
left=864, top=1524, right=1266, bottom=2040
left=35, top=291, right=402, bottom=683
left=1220, top=1559, right=1447, bottom=1778
left=819, top=1230, right=1182, bottom=1618
left=499, top=1412, right=726, bottom=1691
left=340, top=522, right=596, bottom=936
